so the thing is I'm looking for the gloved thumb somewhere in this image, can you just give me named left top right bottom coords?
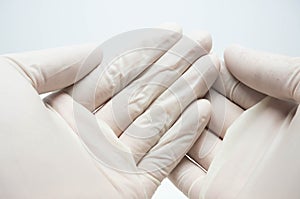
left=2, top=44, right=102, bottom=94
left=224, top=45, right=300, bottom=103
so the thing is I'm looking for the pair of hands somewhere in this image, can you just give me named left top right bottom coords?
left=1, top=24, right=299, bottom=199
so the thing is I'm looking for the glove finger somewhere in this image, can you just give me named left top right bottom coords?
left=169, top=95, right=241, bottom=198
left=206, top=89, right=243, bottom=139
left=137, top=99, right=211, bottom=183
left=188, top=129, right=222, bottom=171
left=169, top=157, right=206, bottom=199
left=119, top=54, right=220, bottom=162
left=224, top=45, right=300, bottom=103
left=2, top=44, right=102, bottom=94
left=187, top=89, right=243, bottom=171
left=94, top=31, right=212, bottom=136
left=65, top=25, right=182, bottom=111
left=213, top=61, right=265, bottom=109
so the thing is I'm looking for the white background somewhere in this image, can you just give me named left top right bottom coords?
left=1, top=0, right=299, bottom=198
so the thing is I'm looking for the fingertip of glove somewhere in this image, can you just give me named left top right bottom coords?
left=197, top=99, right=212, bottom=121
left=188, top=31, right=212, bottom=53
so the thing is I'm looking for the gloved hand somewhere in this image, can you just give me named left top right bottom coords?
left=169, top=45, right=300, bottom=199
left=0, top=24, right=220, bottom=199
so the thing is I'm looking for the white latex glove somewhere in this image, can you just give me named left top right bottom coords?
left=169, top=45, right=300, bottom=199
left=0, top=25, right=220, bottom=199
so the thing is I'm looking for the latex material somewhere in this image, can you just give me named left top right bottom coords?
left=170, top=45, right=300, bottom=199
left=0, top=25, right=219, bottom=198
